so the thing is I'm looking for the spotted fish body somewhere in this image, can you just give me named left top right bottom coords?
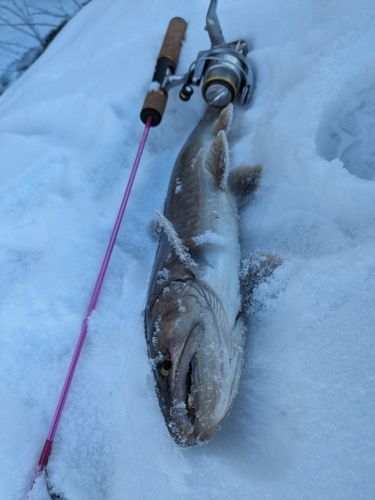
left=145, top=104, right=259, bottom=446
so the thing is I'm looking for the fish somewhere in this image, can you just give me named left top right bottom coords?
left=144, top=104, right=261, bottom=446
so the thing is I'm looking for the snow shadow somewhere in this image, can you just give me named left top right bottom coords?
left=316, top=83, right=375, bottom=180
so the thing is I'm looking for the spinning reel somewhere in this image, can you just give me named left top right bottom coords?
left=141, top=0, right=255, bottom=126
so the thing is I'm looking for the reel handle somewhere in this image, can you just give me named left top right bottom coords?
left=141, top=17, right=187, bottom=127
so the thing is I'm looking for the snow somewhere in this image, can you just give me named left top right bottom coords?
left=0, top=0, right=374, bottom=499
left=192, top=230, right=227, bottom=246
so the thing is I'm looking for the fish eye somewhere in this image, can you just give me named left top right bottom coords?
left=157, top=358, right=172, bottom=377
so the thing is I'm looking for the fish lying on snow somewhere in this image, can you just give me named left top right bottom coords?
left=145, top=104, right=261, bottom=446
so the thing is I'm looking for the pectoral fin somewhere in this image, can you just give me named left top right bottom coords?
left=240, top=252, right=283, bottom=312
left=228, top=165, right=262, bottom=206
left=205, top=130, right=230, bottom=190
left=155, top=210, right=198, bottom=271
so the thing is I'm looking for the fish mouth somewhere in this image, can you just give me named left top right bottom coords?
left=179, top=357, right=213, bottom=447
left=169, top=356, right=203, bottom=447
left=185, top=359, right=196, bottom=427
left=168, top=323, right=217, bottom=446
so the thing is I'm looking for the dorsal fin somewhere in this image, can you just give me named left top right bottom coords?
left=205, top=130, right=230, bottom=190
left=155, top=210, right=198, bottom=270
left=213, top=103, right=233, bottom=135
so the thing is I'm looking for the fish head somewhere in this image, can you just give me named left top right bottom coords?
left=147, top=280, right=243, bottom=446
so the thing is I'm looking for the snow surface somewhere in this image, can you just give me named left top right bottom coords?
left=0, top=0, right=375, bottom=499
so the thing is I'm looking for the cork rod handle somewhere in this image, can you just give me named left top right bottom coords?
left=141, top=17, right=187, bottom=127
left=158, top=16, right=187, bottom=65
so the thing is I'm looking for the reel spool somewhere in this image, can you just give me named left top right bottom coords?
left=181, top=40, right=253, bottom=108
left=141, top=0, right=254, bottom=126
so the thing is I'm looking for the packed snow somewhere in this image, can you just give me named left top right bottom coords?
left=0, top=0, right=374, bottom=499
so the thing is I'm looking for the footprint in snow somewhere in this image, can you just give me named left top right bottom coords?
left=316, top=84, right=375, bottom=180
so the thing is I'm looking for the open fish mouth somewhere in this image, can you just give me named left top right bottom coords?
left=186, top=358, right=197, bottom=426
left=169, top=335, right=218, bottom=446
left=168, top=357, right=200, bottom=446
left=168, top=326, right=201, bottom=445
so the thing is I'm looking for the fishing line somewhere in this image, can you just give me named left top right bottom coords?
left=27, top=118, right=152, bottom=497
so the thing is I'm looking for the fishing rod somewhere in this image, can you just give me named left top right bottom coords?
left=30, top=0, right=255, bottom=494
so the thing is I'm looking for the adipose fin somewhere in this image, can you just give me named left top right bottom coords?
left=213, top=103, right=233, bottom=135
